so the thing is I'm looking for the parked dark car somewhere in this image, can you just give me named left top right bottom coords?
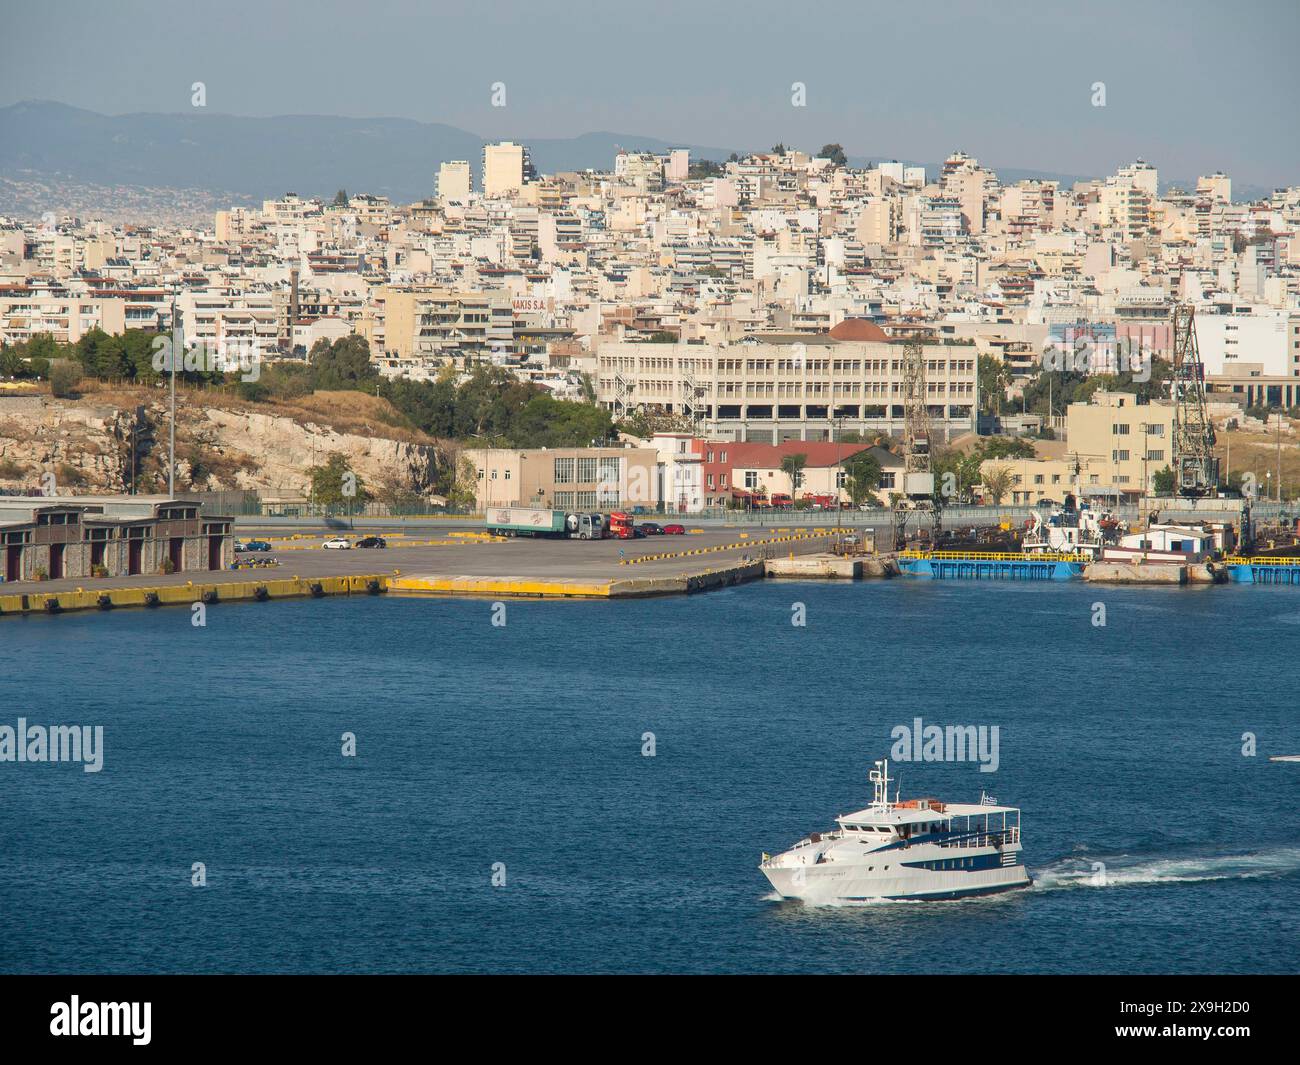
left=355, top=536, right=387, bottom=549
left=662, top=524, right=686, bottom=535
left=238, top=539, right=272, bottom=552
left=639, top=522, right=664, bottom=535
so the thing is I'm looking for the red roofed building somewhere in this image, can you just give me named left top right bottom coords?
left=725, top=441, right=900, bottom=508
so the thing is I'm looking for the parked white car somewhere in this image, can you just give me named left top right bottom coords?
left=321, top=537, right=352, bottom=550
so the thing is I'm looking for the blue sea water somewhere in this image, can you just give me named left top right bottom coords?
left=1, top=581, right=1297, bottom=974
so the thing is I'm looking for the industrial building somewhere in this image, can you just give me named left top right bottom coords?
left=0, top=496, right=234, bottom=583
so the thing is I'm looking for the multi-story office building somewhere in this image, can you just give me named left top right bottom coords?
left=596, top=333, right=977, bottom=443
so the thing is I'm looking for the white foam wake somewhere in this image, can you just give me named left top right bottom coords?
left=1032, top=846, right=1300, bottom=891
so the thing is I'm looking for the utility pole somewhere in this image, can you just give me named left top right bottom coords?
left=169, top=296, right=179, bottom=498
left=1278, top=413, right=1283, bottom=503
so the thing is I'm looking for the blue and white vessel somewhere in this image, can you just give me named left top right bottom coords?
left=760, top=759, right=1031, bottom=902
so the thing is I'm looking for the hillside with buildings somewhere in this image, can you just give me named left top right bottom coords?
left=3, top=142, right=1299, bottom=510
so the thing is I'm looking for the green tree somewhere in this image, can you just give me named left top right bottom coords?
left=333, top=189, right=349, bottom=206
left=781, top=452, right=808, bottom=497
left=818, top=143, right=848, bottom=167
left=309, top=335, right=378, bottom=391
left=24, top=334, right=62, bottom=365
left=308, top=453, right=370, bottom=509
left=688, top=159, right=723, bottom=179
left=446, top=457, right=478, bottom=509
left=1152, top=466, right=1175, bottom=495
left=981, top=435, right=1036, bottom=460
left=978, top=354, right=1010, bottom=416
left=842, top=451, right=881, bottom=506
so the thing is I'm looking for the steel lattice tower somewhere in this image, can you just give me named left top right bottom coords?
left=1170, top=305, right=1218, bottom=497
left=892, top=342, right=942, bottom=548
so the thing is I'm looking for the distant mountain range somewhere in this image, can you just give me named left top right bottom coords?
left=0, top=100, right=1269, bottom=209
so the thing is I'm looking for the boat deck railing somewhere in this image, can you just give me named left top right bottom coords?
left=1224, top=556, right=1300, bottom=566
left=938, top=827, right=1020, bottom=849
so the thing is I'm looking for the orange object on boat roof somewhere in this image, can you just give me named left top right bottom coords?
left=896, top=798, right=945, bottom=812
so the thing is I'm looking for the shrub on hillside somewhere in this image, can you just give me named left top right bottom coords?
left=49, top=359, right=83, bottom=397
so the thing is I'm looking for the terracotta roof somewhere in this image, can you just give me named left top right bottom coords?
left=724, top=440, right=876, bottom=469
left=827, top=318, right=890, bottom=342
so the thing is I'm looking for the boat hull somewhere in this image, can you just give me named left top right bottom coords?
left=762, top=856, right=1031, bottom=903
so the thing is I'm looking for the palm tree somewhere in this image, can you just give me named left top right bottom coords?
left=780, top=453, right=808, bottom=502
left=983, top=464, right=1014, bottom=505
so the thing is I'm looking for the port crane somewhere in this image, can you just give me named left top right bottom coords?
left=891, top=341, right=941, bottom=548
left=1169, top=304, right=1219, bottom=497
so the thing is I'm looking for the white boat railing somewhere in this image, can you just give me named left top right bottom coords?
left=938, top=827, right=1019, bottom=849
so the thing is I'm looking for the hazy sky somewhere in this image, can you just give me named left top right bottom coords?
left=3, top=0, right=1298, bottom=185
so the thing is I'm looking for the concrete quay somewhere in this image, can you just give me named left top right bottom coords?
left=763, top=553, right=899, bottom=579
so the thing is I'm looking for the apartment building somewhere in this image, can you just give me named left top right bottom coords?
left=614, top=152, right=664, bottom=194
left=177, top=287, right=279, bottom=355
left=438, top=161, right=472, bottom=203
left=0, top=284, right=127, bottom=345
left=380, top=286, right=514, bottom=367
left=482, top=142, right=535, bottom=199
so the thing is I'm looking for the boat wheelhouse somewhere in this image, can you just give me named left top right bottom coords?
left=1021, top=498, right=1119, bottom=560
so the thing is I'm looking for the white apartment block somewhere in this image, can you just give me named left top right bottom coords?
left=438, top=161, right=472, bottom=203
left=0, top=286, right=127, bottom=345
left=482, top=142, right=534, bottom=199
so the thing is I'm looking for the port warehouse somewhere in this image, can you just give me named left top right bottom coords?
left=0, top=495, right=234, bottom=582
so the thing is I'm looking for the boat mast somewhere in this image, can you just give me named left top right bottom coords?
left=870, top=759, right=893, bottom=811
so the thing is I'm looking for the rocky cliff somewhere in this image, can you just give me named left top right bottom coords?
left=0, top=391, right=450, bottom=499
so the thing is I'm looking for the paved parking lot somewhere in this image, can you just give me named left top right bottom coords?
left=2, top=524, right=851, bottom=595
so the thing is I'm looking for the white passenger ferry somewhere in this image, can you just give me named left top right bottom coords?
left=760, top=760, right=1031, bottom=902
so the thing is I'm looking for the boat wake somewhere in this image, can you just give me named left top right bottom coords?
left=1032, top=846, right=1300, bottom=891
